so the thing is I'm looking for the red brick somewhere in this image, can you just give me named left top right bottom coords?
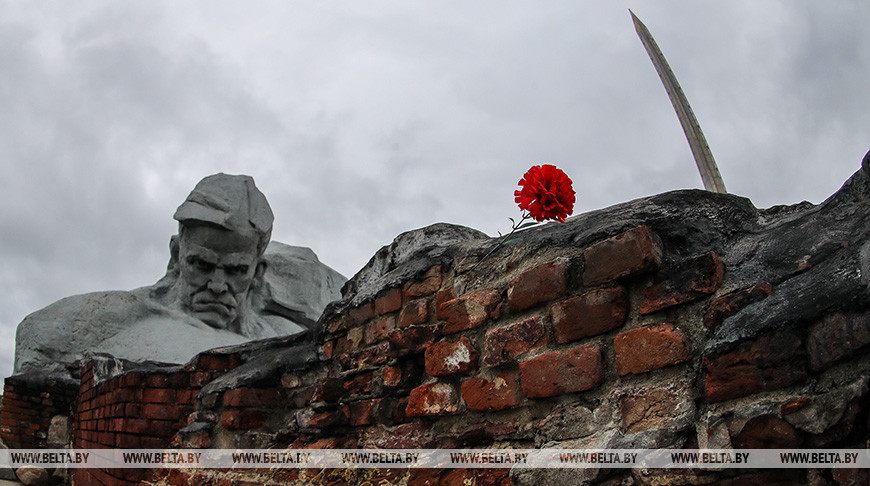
left=732, top=415, right=802, bottom=448
left=519, top=344, right=603, bottom=399
left=347, top=302, right=376, bottom=327
left=550, top=286, right=628, bottom=343
left=344, top=371, right=374, bottom=396
left=508, top=259, right=568, bottom=312
left=704, top=331, right=807, bottom=403
left=142, top=388, right=175, bottom=403
left=308, top=407, right=349, bottom=429
left=223, top=388, right=282, bottom=408
left=435, top=287, right=456, bottom=318
left=424, top=337, right=479, bottom=376
left=614, top=324, right=691, bottom=375
left=703, top=284, right=773, bottom=329
left=482, top=317, right=547, bottom=366
left=806, top=311, right=870, bottom=371
left=347, top=398, right=383, bottom=426
left=461, top=373, right=519, bottom=412
left=640, top=251, right=724, bottom=314
left=365, top=315, right=397, bottom=344
left=325, top=315, right=347, bottom=334
left=404, top=265, right=442, bottom=298
left=375, top=287, right=403, bottom=315
left=383, top=366, right=402, bottom=387
left=405, top=382, right=460, bottom=417
left=142, top=404, right=185, bottom=421
left=322, top=340, right=335, bottom=359
left=400, top=298, right=430, bottom=327
left=440, top=289, right=502, bottom=334
left=583, top=225, right=662, bottom=286
left=387, top=324, right=442, bottom=354
left=311, top=377, right=345, bottom=404
left=196, top=353, right=239, bottom=371
left=221, top=409, right=266, bottom=430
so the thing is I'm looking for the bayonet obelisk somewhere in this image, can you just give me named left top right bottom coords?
left=630, top=10, right=727, bottom=193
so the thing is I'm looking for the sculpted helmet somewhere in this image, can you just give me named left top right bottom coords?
left=173, top=173, right=274, bottom=255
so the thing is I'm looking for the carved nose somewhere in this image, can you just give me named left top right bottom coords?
left=207, top=272, right=229, bottom=294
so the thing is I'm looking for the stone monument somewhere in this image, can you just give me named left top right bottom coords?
left=13, top=173, right=346, bottom=375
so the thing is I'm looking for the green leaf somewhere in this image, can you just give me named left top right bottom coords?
left=501, top=238, right=522, bottom=246
left=517, top=222, right=539, bottom=229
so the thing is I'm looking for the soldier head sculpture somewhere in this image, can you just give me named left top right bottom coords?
left=13, top=173, right=345, bottom=374
left=157, top=174, right=274, bottom=334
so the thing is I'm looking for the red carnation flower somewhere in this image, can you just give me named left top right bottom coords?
left=514, top=164, right=575, bottom=222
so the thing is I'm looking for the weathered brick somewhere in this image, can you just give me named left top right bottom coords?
left=375, top=287, right=403, bottom=315
left=440, top=289, right=502, bottom=334
left=142, top=388, right=175, bottom=404
left=508, top=260, right=568, bottom=312
left=461, top=373, right=519, bottom=412
left=732, top=415, right=802, bottom=448
left=550, top=286, right=628, bottom=343
left=806, top=311, right=870, bottom=371
left=382, top=366, right=402, bottom=387
left=321, top=340, right=335, bottom=360
left=405, top=383, right=460, bottom=417
left=425, top=337, right=479, bottom=376
left=614, top=324, right=691, bottom=375
left=435, top=287, right=456, bottom=319
left=482, top=317, right=547, bottom=366
left=347, top=398, right=383, bottom=427
left=519, top=344, right=603, bottom=399
left=365, top=315, right=397, bottom=344
left=344, top=371, right=374, bottom=396
left=619, top=381, right=693, bottom=434
left=347, top=302, right=375, bottom=327
left=704, top=331, right=807, bottom=404
left=311, top=377, right=345, bottom=404
left=640, top=251, right=724, bottom=314
left=223, top=388, right=282, bottom=408
left=399, top=298, right=430, bottom=328
left=405, top=266, right=443, bottom=298
left=308, top=407, right=349, bottom=429
left=703, top=284, right=773, bottom=329
left=387, top=324, right=442, bottom=355
left=221, top=410, right=266, bottom=430
left=583, top=225, right=662, bottom=286
left=195, top=353, right=239, bottom=371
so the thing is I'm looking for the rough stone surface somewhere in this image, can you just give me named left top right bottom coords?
left=704, top=330, right=807, bottom=403
left=15, top=466, right=50, bottom=486
left=703, top=284, right=773, bottom=329
left=550, top=286, right=628, bottom=343
left=806, top=311, right=870, bottom=371
left=640, top=251, right=724, bottom=314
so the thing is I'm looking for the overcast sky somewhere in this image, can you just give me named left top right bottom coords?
left=1, top=1, right=868, bottom=380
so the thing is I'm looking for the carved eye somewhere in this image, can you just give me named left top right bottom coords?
left=188, top=256, right=215, bottom=273
left=226, top=265, right=249, bottom=276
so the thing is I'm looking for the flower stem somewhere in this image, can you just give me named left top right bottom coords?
left=469, top=213, right=534, bottom=271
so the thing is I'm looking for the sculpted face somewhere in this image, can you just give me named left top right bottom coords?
left=176, top=224, right=263, bottom=331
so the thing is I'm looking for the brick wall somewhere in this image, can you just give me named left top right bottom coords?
left=140, top=223, right=869, bottom=486
left=70, top=352, right=241, bottom=486
left=1, top=373, right=78, bottom=449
